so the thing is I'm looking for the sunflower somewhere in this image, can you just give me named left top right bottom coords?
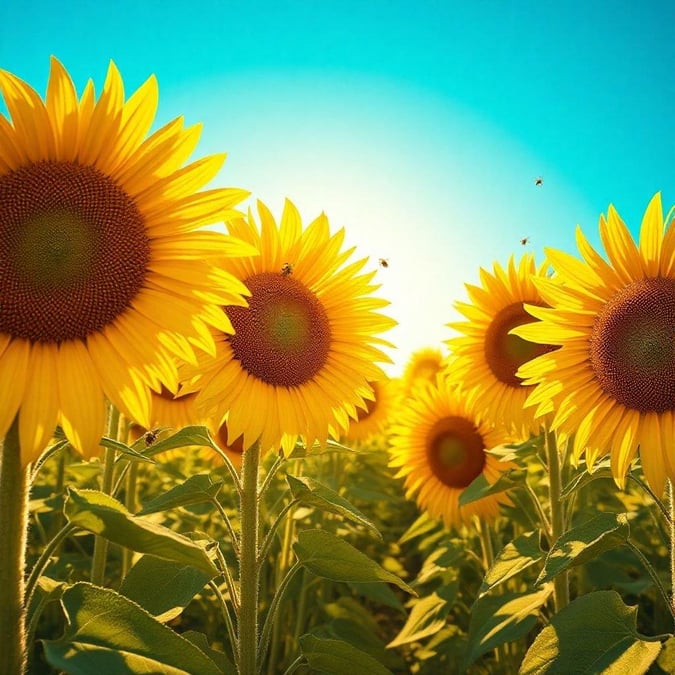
left=401, top=347, right=447, bottom=395
left=447, top=254, right=555, bottom=438
left=344, top=378, right=396, bottom=443
left=195, top=199, right=396, bottom=455
left=514, top=193, right=675, bottom=494
left=0, top=58, right=252, bottom=465
left=389, top=376, right=512, bottom=528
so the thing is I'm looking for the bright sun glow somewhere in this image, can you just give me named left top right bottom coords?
left=165, top=72, right=595, bottom=373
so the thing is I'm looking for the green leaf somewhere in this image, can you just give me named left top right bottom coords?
left=293, top=529, right=415, bottom=595
left=480, top=531, right=544, bottom=597
left=99, top=437, right=155, bottom=463
left=519, top=591, right=662, bottom=674
left=64, top=488, right=217, bottom=576
left=138, top=474, right=223, bottom=515
left=181, top=631, right=235, bottom=674
left=43, top=582, right=223, bottom=675
left=465, top=586, right=553, bottom=666
left=398, top=511, right=440, bottom=545
left=560, top=464, right=613, bottom=500
left=119, top=556, right=211, bottom=622
left=537, top=512, right=630, bottom=585
left=387, top=591, right=452, bottom=647
left=286, top=475, right=381, bottom=539
left=654, top=636, right=675, bottom=674
left=299, top=635, right=392, bottom=675
left=459, top=469, right=524, bottom=506
left=145, top=425, right=218, bottom=457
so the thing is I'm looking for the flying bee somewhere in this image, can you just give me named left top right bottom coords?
left=280, top=262, right=294, bottom=276
left=144, top=429, right=159, bottom=446
left=378, top=258, right=390, bottom=268
left=520, top=236, right=531, bottom=246
left=534, top=176, right=543, bottom=186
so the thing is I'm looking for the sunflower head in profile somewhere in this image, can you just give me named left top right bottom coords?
left=389, top=376, right=513, bottom=528
left=514, top=193, right=675, bottom=494
left=195, top=199, right=396, bottom=456
left=447, top=254, right=556, bottom=439
left=343, top=378, right=396, bottom=444
left=402, top=346, right=447, bottom=395
left=0, top=58, right=253, bottom=465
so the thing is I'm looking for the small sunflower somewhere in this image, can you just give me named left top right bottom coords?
left=447, top=255, right=555, bottom=437
left=515, top=194, right=675, bottom=494
left=0, top=58, right=252, bottom=465
left=195, top=199, right=396, bottom=455
left=402, top=347, right=447, bottom=395
left=389, top=377, right=512, bottom=528
left=344, top=379, right=396, bottom=443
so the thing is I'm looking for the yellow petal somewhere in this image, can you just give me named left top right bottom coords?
left=0, top=339, right=30, bottom=444
left=58, top=340, right=107, bottom=458
left=638, top=193, right=663, bottom=277
left=18, top=342, right=60, bottom=465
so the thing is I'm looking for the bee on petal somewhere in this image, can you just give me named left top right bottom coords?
left=281, top=262, right=294, bottom=276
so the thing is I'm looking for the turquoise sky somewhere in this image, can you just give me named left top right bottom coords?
left=2, top=1, right=673, bottom=369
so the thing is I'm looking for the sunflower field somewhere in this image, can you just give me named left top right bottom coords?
left=1, top=58, right=675, bottom=675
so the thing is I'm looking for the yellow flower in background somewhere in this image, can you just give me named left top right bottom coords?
left=344, top=379, right=396, bottom=443
left=402, top=347, right=447, bottom=395
left=0, top=58, right=252, bottom=465
left=389, top=377, right=512, bottom=528
left=515, top=194, right=675, bottom=494
left=195, top=199, right=396, bottom=455
left=447, top=255, right=555, bottom=438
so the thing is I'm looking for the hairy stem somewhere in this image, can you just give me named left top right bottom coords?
left=237, top=443, right=261, bottom=674
left=545, top=427, right=569, bottom=612
left=0, top=416, right=30, bottom=674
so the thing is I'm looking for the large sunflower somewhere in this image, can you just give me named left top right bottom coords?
left=447, top=254, right=555, bottom=438
left=344, top=378, right=396, bottom=443
left=515, top=193, right=675, bottom=494
left=0, top=58, right=252, bottom=465
left=389, top=376, right=512, bottom=528
left=195, top=199, right=396, bottom=455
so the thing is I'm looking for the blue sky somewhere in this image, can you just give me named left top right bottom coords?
left=2, top=1, right=674, bottom=369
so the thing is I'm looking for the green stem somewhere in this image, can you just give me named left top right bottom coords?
left=238, top=442, right=261, bottom=675
left=121, top=461, right=139, bottom=579
left=209, top=579, right=239, bottom=669
left=626, top=540, right=673, bottom=620
left=91, top=406, right=120, bottom=586
left=212, top=498, right=240, bottom=558
left=266, top=498, right=299, bottom=674
left=0, top=415, right=30, bottom=674
left=669, top=481, right=675, bottom=626
left=24, top=522, right=76, bottom=611
left=545, top=427, right=569, bottom=612
left=258, top=561, right=303, bottom=668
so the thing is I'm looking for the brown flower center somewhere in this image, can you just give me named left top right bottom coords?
left=590, top=277, right=675, bottom=413
left=226, top=272, right=331, bottom=387
left=484, top=301, right=553, bottom=387
left=426, top=415, right=486, bottom=488
left=0, top=161, right=150, bottom=343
